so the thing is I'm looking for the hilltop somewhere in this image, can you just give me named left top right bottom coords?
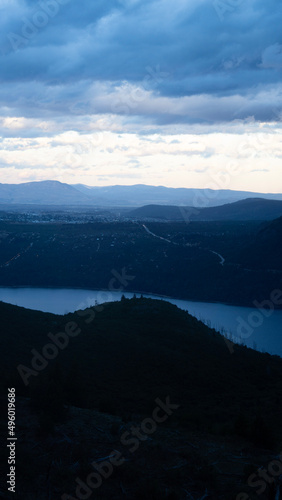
left=1, top=297, right=282, bottom=498
left=0, top=180, right=96, bottom=206
left=129, top=198, right=282, bottom=221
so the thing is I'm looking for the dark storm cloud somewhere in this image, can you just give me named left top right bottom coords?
left=0, top=0, right=282, bottom=124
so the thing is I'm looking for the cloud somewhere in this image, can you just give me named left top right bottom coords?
left=251, top=169, right=270, bottom=172
left=0, top=0, right=281, bottom=191
left=260, top=44, right=282, bottom=69
left=0, top=0, right=281, bottom=126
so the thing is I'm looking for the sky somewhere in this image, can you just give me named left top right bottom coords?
left=0, top=0, right=282, bottom=192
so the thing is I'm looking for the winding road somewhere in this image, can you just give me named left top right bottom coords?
left=142, top=224, right=226, bottom=266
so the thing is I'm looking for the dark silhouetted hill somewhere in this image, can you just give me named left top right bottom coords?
left=129, top=198, right=282, bottom=221
left=1, top=297, right=282, bottom=434
left=1, top=298, right=282, bottom=499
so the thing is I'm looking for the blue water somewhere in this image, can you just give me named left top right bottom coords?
left=0, top=287, right=281, bottom=357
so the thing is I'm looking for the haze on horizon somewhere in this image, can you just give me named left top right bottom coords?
left=0, top=0, right=282, bottom=193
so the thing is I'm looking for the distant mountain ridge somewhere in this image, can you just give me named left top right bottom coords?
left=0, top=180, right=282, bottom=207
left=0, top=180, right=95, bottom=206
left=129, top=198, right=282, bottom=221
left=73, top=183, right=282, bottom=207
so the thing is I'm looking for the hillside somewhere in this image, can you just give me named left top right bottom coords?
left=129, top=198, right=282, bottom=221
left=1, top=298, right=282, bottom=499
left=128, top=204, right=185, bottom=220
left=200, top=198, right=282, bottom=221
left=236, top=216, right=282, bottom=270
left=2, top=296, right=282, bottom=423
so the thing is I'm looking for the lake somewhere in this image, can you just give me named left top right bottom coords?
left=0, top=287, right=281, bottom=357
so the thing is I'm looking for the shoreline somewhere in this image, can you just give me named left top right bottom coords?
left=0, top=284, right=281, bottom=311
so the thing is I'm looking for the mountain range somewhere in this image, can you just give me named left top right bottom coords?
left=0, top=180, right=282, bottom=208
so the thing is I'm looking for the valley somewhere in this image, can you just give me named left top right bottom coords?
left=0, top=217, right=281, bottom=308
left=0, top=190, right=282, bottom=499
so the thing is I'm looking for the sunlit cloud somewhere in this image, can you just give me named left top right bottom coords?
left=0, top=0, right=281, bottom=191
